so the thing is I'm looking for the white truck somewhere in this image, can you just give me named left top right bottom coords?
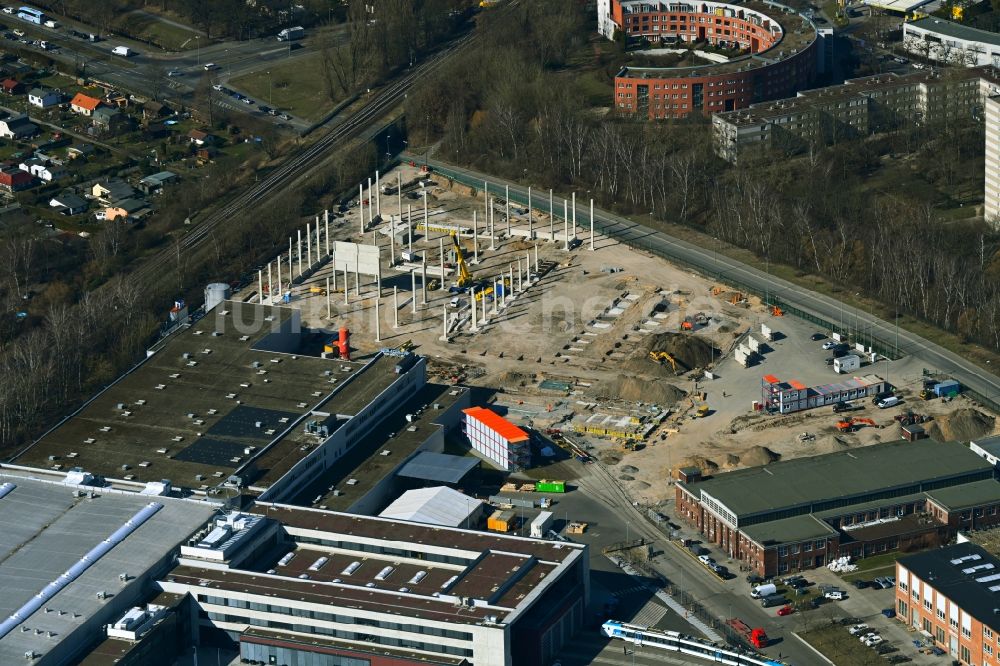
left=529, top=511, right=553, bottom=538
left=277, top=26, right=304, bottom=41
left=750, top=583, right=777, bottom=599
left=111, top=45, right=132, bottom=57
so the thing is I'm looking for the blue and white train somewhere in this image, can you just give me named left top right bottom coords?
left=600, top=621, right=791, bottom=666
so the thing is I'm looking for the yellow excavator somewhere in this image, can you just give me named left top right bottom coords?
left=649, top=350, right=679, bottom=373
left=451, top=232, right=473, bottom=289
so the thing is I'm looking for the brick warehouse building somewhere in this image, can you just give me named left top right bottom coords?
left=675, top=440, right=1000, bottom=577
left=895, top=543, right=1000, bottom=664
left=598, top=0, right=827, bottom=118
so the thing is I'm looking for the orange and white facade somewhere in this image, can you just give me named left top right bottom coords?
left=463, top=407, right=531, bottom=472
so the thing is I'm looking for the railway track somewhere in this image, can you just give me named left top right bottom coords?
left=127, top=33, right=474, bottom=289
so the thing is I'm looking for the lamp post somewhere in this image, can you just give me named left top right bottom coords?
left=267, top=70, right=272, bottom=108
left=195, top=36, right=201, bottom=66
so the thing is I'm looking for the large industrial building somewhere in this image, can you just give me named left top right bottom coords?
left=11, top=300, right=475, bottom=514
left=158, top=504, right=589, bottom=666
left=714, top=68, right=988, bottom=162
left=600, top=0, right=824, bottom=118
left=895, top=542, right=1000, bottom=663
left=903, top=17, right=1000, bottom=68
left=0, top=473, right=216, bottom=665
left=676, top=440, right=1000, bottom=576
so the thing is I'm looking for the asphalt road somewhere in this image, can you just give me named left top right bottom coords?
left=413, top=156, right=1000, bottom=411
left=0, top=13, right=348, bottom=131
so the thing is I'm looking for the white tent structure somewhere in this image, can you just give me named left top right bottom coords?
left=379, top=486, right=485, bottom=528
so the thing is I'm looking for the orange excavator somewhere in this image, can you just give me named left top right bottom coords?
left=836, top=417, right=877, bottom=433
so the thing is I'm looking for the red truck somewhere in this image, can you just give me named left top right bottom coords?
left=727, top=618, right=768, bottom=649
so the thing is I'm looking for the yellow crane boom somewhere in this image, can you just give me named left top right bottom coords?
left=451, top=232, right=473, bottom=288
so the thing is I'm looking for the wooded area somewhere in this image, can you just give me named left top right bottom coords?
left=406, top=0, right=1000, bottom=355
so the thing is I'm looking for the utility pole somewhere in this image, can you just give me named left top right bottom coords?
left=590, top=199, right=595, bottom=251
left=527, top=186, right=533, bottom=239
left=549, top=189, right=554, bottom=242
left=505, top=184, right=510, bottom=236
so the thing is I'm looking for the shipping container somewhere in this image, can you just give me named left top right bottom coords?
left=530, top=511, right=554, bottom=538
left=933, top=379, right=961, bottom=397
left=536, top=479, right=565, bottom=493
left=487, top=510, right=516, bottom=533
left=833, top=354, right=860, bottom=374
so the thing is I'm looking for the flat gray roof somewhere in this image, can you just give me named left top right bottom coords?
left=926, top=479, right=1000, bottom=512
left=0, top=473, right=214, bottom=665
left=740, top=514, right=838, bottom=547
left=908, top=16, right=1000, bottom=48
left=396, top=451, right=479, bottom=484
left=685, top=440, right=993, bottom=520
left=14, top=301, right=371, bottom=490
left=973, top=435, right=1000, bottom=457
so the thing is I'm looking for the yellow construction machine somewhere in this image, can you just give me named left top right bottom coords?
left=649, top=351, right=679, bottom=373
left=451, top=232, right=473, bottom=288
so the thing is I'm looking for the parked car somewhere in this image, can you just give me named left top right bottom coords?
left=698, top=554, right=714, bottom=565
left=881, top=608, right=896, bottom=618
left=822, top=340, right=837, bottom=350
left=94, top=210, right=107, bottom=221
left=258, top=105, right=271, bottom=114
left=824, top=590, right=845, bottom=600
left=848, top=624, right=869, bottom=636
left=811, top=332, right=827, bottom=341
left=859, top=632, right=879, bottom=642
left=864, top=636, right=884, bottom=647
left=853, top=579, right=869, bottom=589
left=777, top=605, right=794, bottom=616
left=279, top=113, right=291, bottom=120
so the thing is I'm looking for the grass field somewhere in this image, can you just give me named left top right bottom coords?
left=116, top=12, right=202, bottom=51
left=230, top=52, right=340, bottom=122
left=799, top=623, right=888, bottom=666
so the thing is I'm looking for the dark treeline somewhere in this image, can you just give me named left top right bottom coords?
left=406, top=0, right=1000, bottom=354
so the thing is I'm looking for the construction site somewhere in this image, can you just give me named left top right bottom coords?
left=230, top=162, right=1000, bottom=506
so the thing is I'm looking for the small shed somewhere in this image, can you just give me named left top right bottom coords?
left=901, top=423, right=927, bottom=442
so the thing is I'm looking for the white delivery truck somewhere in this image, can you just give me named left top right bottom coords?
left=277, top=26, right=304, bottom=41
left=530, top=511, right=554, bottom=538
left=112, top=45, right=132, bottom=57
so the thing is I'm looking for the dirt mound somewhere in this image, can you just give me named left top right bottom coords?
left=924, top=408, right=997, bottom=442
left=621, top=465, right=639, bottom=474
left=738, top=445, right=781, bottom=467
left=624, top=332, right=720, bottom=376
left=497, top=370, right=532, bottom=388
left=675, top=455, right=719, bottom=476
left=590, top=374, right=686, bottom=404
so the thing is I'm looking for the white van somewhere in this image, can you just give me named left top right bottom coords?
left=876, top=396, right=901, bottom=409
left=112, top=45, right=132, bottom=57
left=750, top=583, right=777, bottom=598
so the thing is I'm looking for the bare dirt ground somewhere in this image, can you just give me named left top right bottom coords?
left=273, top=164, right=999, bottom=505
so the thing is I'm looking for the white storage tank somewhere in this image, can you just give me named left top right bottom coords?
left=204, top=282, right=231, bottom=312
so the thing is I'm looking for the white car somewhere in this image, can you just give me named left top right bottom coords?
left=824, top=590, right=844, bottom=600
left=821, top=341, right=837, bottom=350
left=864, top=636, right=883, bottom=647
left=167, top=69, right=183, bottom=77
left=848, top=624, right=869, bottom=636
left=698, top=554, right=715, bottom=565
left=2, top=7, right=13, bottom=14
left=12, top=29, right=23, bottom=37
left=94, top=210, right=107, bottom=221
left=203, top=62, right=218, bottom=70
left=859, top=632, right=878, bottom=642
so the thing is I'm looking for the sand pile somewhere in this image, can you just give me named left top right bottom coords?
left=924, top=408, right=997, bottom=442
left=675, top=455, right=719, bottom=476
left=591, top=374, right=686, bottom=404
left=739, top=445, right=781, bottom=467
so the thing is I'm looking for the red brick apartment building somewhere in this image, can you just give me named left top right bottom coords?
left=896, top=543, right=1000, bottom=664
left=676, top=440, right=1000, bottom=577
left=598, top=0, right=824, bottom=118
